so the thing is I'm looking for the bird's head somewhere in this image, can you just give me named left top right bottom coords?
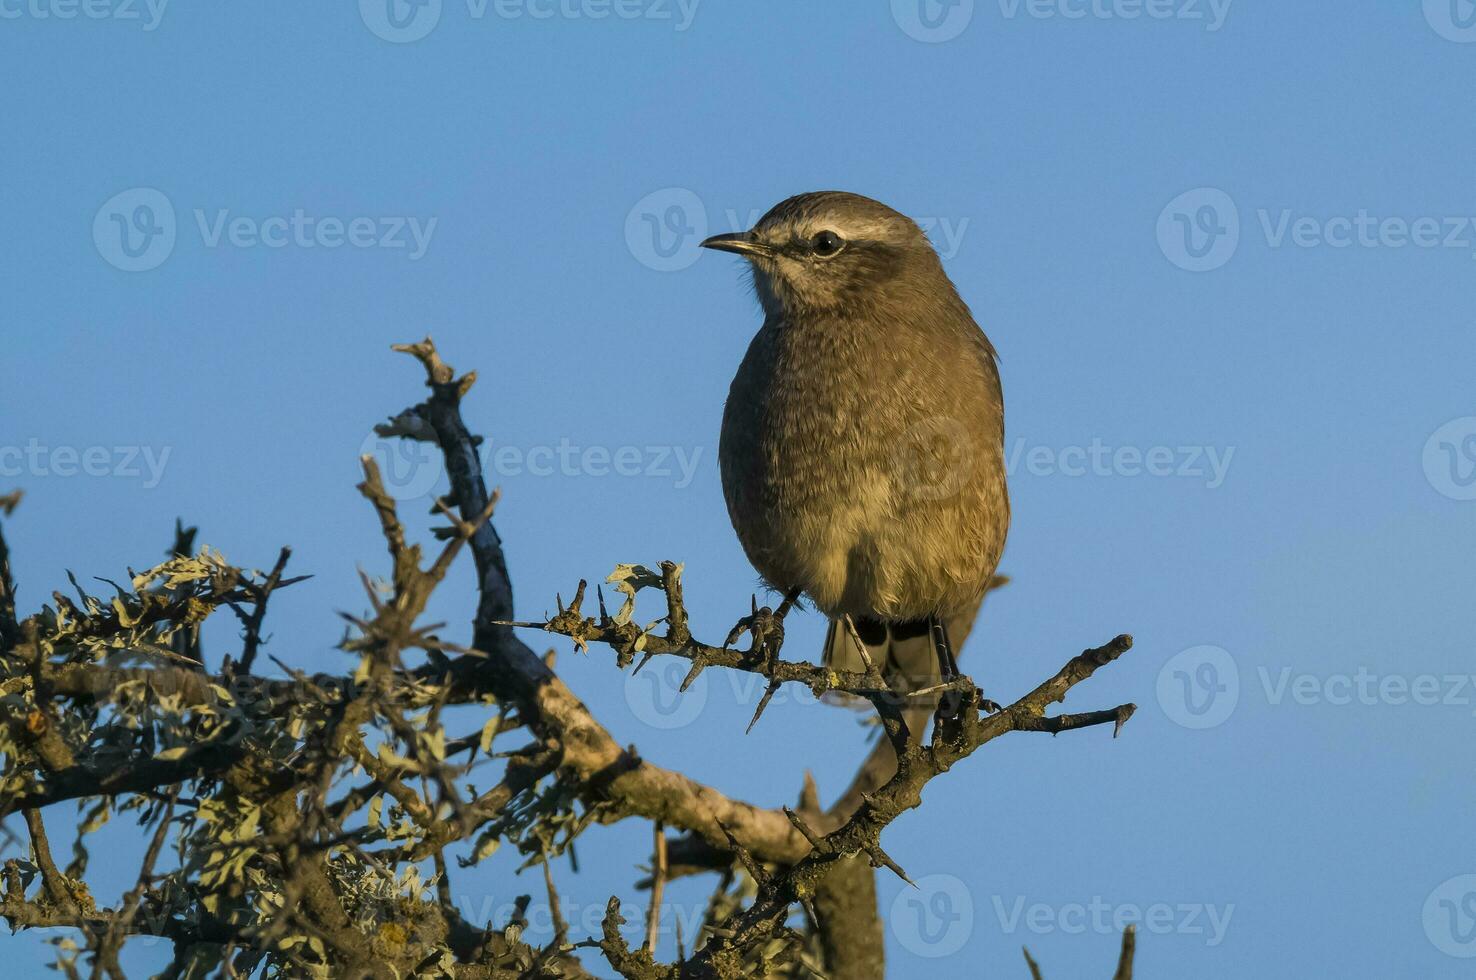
left=700, top=191, right=941, bottom=316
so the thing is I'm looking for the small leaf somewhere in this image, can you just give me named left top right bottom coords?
left=471, top=833, right=501, bottom=864
left=368, top=794, right=384, bottom=831
left=605, top=563, right=663, bottom=626
left=478, top=716, right=499, bottom=755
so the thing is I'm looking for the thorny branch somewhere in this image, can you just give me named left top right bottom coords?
left=0, top=338, right=1138, bottom=979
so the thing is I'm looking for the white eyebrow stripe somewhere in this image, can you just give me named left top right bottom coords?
left=780, top=215, right=909, bottom=243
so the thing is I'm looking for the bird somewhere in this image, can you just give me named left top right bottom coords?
left=702, top=191, right=1009, bottom=743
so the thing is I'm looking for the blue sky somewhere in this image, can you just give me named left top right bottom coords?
left=2, top=1, right=1475, bottom=976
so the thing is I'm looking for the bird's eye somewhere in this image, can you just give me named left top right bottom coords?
left=810, top=230, right=844, bottom=257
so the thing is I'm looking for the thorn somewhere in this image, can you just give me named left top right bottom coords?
left=797, top=771, right=820, bottom=815
left=1113, top=703, right=1137, bottom=738
left=631, top=651, right=657, bottom=676
left=1023, top=946, right=1043, bottom=980
left=782, top=806, right=823, bottom=850
left=744, top=679, right=781, bottom=734
left=678, top=658, right=706, bottom=693
left=865, top=841, right=914, bottom=887
left=800, top=895, right=820, bottom=929
left=713, top=818, right=768, bottom=889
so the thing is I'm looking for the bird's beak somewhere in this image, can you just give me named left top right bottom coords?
left=700, top=231, right=772, bottom=258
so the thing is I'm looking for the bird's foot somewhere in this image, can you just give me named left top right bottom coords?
left=723, top=589, right=801, bottom=672
left=934, top=689, right=964, bottom=725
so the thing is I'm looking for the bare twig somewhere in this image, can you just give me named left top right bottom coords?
left=0, top=489, right=22, bottom=653
left=234, top=546, right=292, bottom=673
left=645, top=822, right=668, bottom=953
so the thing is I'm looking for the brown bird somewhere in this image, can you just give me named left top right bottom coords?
left=703, top=191, right=1009, bottom=742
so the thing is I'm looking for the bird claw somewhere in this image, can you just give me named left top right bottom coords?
left=723, top=594, right=788, bottom=669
